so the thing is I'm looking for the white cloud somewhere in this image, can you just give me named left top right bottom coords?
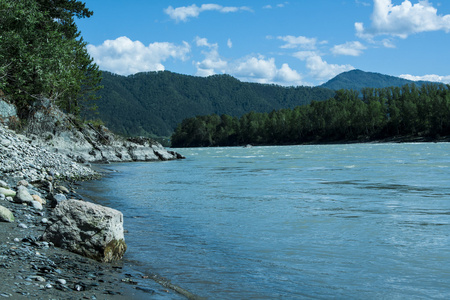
left=193, top=38, right=304, bottom=86
left=195, top=37, right=211, bottom=47
left=263, top=2, right=288, bottom=9
left=293, top=51, right=354, bottom=80
left=277, top=35, right=318, bottom=50
left=381, top=38, right=396, bottom=48
left=164, top=4, right=252, bottom=22
left=87, top=36, right=191, bottom=75
left=277, top=63, right=303, bottom=83
left=232, top=56, right=278, bottom=82
left=399, top=74, right=450, bottom=84
left=356, top=0, right=450, bottom=39
left=227, top=38, right=233, bottom=48
left=231, top=56, right=304, bottom=86
left=331, top=41, right=367, bottom=56
left=195, top=37, right=227, bottom=76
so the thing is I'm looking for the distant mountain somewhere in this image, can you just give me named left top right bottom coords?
left=85, top=71, right=335, bottom=137
left=320, top=69, right=431, bottom=91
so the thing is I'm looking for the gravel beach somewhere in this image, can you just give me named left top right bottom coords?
left=0, top=123, right=188, bottom=299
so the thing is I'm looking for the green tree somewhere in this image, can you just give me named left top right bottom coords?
left=0, top=0, right=101, bottom=117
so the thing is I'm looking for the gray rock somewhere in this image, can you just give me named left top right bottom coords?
left=1, top=138, right=11, bottom=146
left=0, top=205, right=14, bottom=222
left=21, top=99, right=183, bottom=164
left=17, top=180, right=29, bottom=187
left=31, top=200, right=43, bottom=210
left=0, top=180, right=8, bottom=188
left=0, top=98, right=17, bottom=125
left=55, top=185, right=69, bottom=194
left=42, top=199, right=127, bottom=262
left=50, top=193, right=67, bottom=207
left=13, top=186, right=34, bottom=205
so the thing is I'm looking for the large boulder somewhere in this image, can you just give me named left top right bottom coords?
left=42, top=199, right=126, bottom=262
left=13, top=186, right=34, bottom=205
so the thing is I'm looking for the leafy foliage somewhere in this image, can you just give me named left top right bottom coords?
left=0, top=0, right=101, bottom=117
left=171, top=84, right=450, bottom=147
left=85, top=71, right=335, bottom=137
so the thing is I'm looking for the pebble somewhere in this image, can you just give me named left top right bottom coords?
left=31, top=201, right=43, bottom=210
left=55, top=186, right=69, bottom=194
left=31, top=195, right=45, bottom=205
left=29, top=275, right=46, bottom=282
left=18, top=223, right=28, bottom=229
left=57, top=279, right=67, bottom=285
left=17, top=180, right=28, bottom=187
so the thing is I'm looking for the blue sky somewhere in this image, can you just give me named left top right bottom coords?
left=76, top=0, right=450, bottom=86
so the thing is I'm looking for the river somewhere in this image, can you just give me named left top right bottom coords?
left=79, top=143, right=450, bottom=299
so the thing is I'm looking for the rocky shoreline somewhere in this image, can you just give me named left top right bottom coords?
left=0, top=109, right=188, bottom=299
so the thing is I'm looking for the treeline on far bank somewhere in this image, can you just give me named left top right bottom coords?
left=171, top=84, right=450, bottom=147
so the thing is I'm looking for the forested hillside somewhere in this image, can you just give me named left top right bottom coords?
left=321, top=69, right=430, bottom=91
left=171, top=84, right=450, bottom=147
left=85, top=71, right=335, bottom=137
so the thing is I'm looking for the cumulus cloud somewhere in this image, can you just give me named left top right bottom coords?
left=356, top=0, right=450, bottom=39
left=194, top=37, right=227, bottom=76
left=231, top=56, right=303, bottom=85
left=232, top=56, right=278, bottom=82
left=164, top=4, right=252, bottom=22
left=331, top=41, right=367, bottom=56
left=293, top=51, right=354, bottom=80
left=277, top=35, right=318, bottom=50
left=193, top=38, right=304, bottom=85
left=87, top=36, right=191, bottom=75
left=399, top=74, right=450, bottom=84
left=277, top=63, right=303, bottom=83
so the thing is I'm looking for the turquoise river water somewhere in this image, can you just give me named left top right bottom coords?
left=79, top=143, right=450, bottom=299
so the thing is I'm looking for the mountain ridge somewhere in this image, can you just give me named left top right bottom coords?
left=85, top=71, right=335, bottom=137
left=86, top=69, right=443, bottom=139
left=320, top=69, right=433, bottom=91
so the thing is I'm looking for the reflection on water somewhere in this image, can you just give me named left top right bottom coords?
left=79, top=143, right=450, bottom=299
